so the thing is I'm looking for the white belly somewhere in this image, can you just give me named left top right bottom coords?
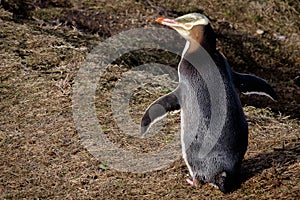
left=181, top=111, right=193, bottom=178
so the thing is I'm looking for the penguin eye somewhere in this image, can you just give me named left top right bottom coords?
left=185, top=23, right=192, bottom=27
left=184, top=23, right=193, bottom=29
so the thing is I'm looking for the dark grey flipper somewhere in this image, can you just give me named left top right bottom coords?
left=141, top=88, right=180, bottom=134
left=232, top=71, right=277, bottom=100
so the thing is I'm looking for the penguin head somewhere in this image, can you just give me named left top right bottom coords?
left=156, top=13, right=215, bottom=52
left=156, top=13, right=209, bottom=38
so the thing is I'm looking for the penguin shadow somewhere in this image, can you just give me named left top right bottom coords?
left=240, top=138, right=299, bottom=184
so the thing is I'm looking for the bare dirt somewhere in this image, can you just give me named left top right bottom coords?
left=1, top=0, right=299, bottom=199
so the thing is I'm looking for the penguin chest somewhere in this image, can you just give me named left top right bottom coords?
left=179, top=79, right=211, bottom=178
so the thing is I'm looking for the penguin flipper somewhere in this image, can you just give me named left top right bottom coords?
left=141, top=88, right=180, bottom=134
left=232, top=71, right=277, bottom=101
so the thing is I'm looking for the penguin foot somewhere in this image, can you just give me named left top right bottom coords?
left=186, top=178, right=199, bottom=186
left=186, top=178, right=194, bottom=185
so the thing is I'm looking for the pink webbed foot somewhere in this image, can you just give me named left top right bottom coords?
left=186, top=178, right=194, bottom=185
left=186, top=178, right=199, bottom=186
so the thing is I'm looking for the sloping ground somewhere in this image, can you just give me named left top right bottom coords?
left=0, top=0, right=299, bottom=199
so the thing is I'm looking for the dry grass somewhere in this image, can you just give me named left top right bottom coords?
left=0, top=0, right=299, bottom=199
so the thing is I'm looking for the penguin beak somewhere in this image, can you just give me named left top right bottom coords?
left=156, top=17, right=177, bottom=26
left=156, top=17, right=192, bottom=30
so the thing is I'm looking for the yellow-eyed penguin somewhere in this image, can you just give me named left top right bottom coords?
left=141, top=13, right=276, bottom=193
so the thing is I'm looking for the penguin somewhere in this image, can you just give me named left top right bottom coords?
left=140, top=13, right=276, bottom=193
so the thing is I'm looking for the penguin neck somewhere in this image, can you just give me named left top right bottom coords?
left=183, top=25, right=216, bottom=56
left=181, top=41, right=191, bottom=58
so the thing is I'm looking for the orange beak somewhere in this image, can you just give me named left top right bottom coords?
left=155, top=17, right=178, bottom=27
left=156, top=17, right=165, bottom=24
left=156, top=17, right=191, bottom=30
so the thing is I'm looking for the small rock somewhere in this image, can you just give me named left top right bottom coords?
left=256, top=29, right=264, bottom=35
left=273, top=33, right=286, bottom=41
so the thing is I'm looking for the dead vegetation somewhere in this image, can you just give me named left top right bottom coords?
left=0, top=0, right=299, bottom=199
